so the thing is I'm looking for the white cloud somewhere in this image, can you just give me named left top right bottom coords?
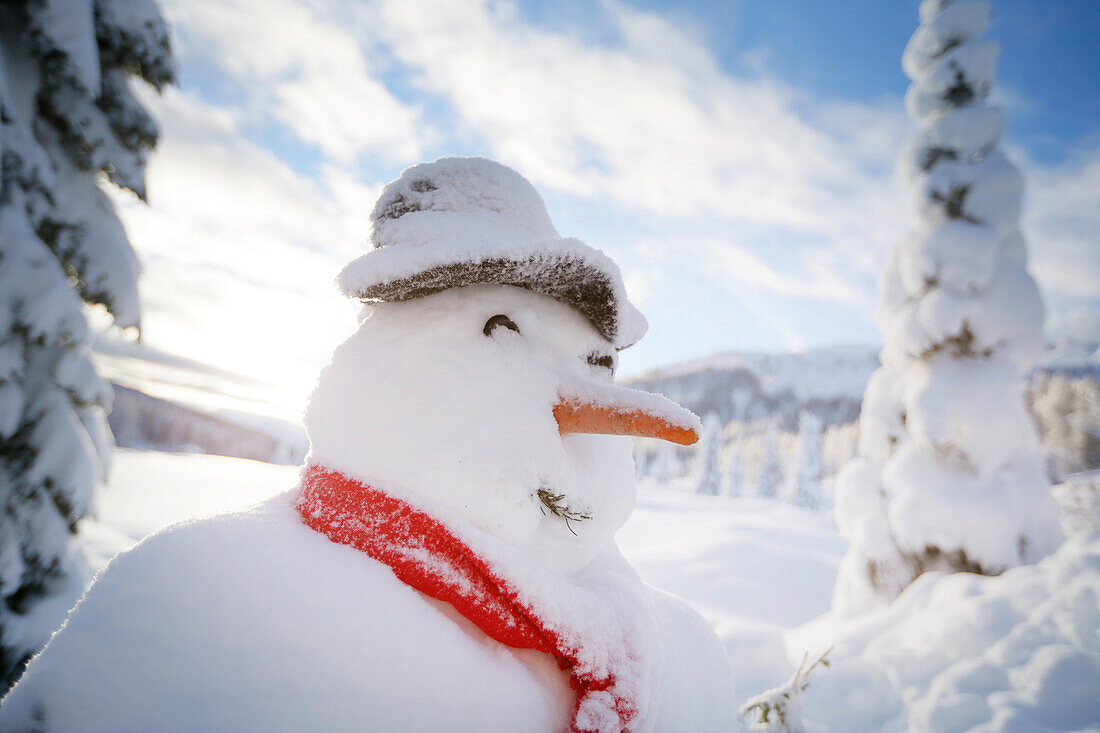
left=699, top=238, right=867, bottom=306
left=365, top=0, right=908, bottom=240
left=142, top=0, right=921, bottom=363
left=347, top=0, right=915, bottom=318
left=1022, top=145, right=1100, bottom=301
left=165, top=0, right=433, bottom=164
left=111, top=0, right=1097, bottom=389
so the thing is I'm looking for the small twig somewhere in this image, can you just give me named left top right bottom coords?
left=536, top=487, right=592, bottom=536
left=739, top=647, right=833, bottom=731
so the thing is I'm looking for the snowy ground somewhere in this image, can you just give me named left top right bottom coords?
left=622, top=480, right=844, bottom=699
left=81, top=451, right=298, bottom=572
left=80, top=450, right=1099, bottom=731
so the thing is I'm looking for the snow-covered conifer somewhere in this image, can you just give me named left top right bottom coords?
left=1029, top=373, right=1100, bottom=481
left=821, top=421, right=859, bottom=477
left=652, top=443, right=674, bottom=484
left=786, top=411, right=823, bottom=510
left=756, top=423, right=782, bottom=499
left=694, top=413, right=722, bottom=495
left=832, top=0, right=1062, bottom=615
left=725, top=442, right=744, bottom=497
left=0, top=0, right=172, bottom=690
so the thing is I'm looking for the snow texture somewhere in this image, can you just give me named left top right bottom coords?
left=4, top=163, right=733, bottom=727
left=832, top=0, right=1062, bottom=615
left=81, top=450, right=844, bottom=718
left=338, top=158, right=647, bottom=349
left=0, top=0, right=172, bottom=690
left=307, top=283, right=689, bottom=574
left=21, top=444, right=1100, bottom=733
left=296, top=465, right=660, bottom=732
left=2, top=487, right=739, bottom=732
left=799, top=531, right=1100, bottom=732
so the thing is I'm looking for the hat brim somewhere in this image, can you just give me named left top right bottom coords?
left=338, top=239, right=646, bottom=349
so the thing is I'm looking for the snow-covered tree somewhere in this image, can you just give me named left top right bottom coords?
left=1029, top=372, right=1100, bottom=481
left=755, top=423, right=782, bottom=499
left=0, top=0, right=173, bottom=690
left=786, top=411, right=822, bottom=510
left=821, top=421, right=858, bottom=477
left=725, top=441, right=744, bottom=498
left=832, top=0, right=1062, bottom=615
left=651, top=442, right=675, bottom=484
left=694, top=413, right=722, bottom=495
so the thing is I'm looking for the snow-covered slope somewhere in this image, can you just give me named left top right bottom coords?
left=80, top=449, right=299, bottom=574
left=93, top=336, right=308, bottom=463
left=618, top=490, right=845, bottom=700
left=109, top=385, right=305, bottom=464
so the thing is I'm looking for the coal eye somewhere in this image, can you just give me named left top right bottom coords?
left=586, top=351, right=614, bottom=371
left=483, top=314, right=520, bottom=337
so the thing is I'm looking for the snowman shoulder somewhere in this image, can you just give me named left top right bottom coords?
left=644, top=585, right=740, bottom=731
left=1, top=493, right=573, bottom=732
left=0, top=494, right=309, bottom=730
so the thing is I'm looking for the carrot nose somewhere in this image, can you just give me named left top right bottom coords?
left=554, top=398, right=700, bottom=446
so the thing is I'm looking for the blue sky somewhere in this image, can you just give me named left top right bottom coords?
left=114, top=0, right=1100, bottom=409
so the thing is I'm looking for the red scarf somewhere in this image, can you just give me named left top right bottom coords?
left=295, top=465, right=648, bottom=733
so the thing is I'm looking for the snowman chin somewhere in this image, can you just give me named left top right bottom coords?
left=527, top=433, right=638, bottom=571
left=304, top=285, right=638, bottom=572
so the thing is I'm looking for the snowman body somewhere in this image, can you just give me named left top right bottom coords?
left=1, top=159, right=739, bottom=731
left=0, top=493, right=736, bottom=732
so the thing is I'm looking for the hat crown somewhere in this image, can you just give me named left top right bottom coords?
left=370, top=158, right=559, bottom=250
left=340, top=156, right=648, bottom=349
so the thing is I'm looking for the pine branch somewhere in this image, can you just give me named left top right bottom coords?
left=536, top=487, right=592, bottom=535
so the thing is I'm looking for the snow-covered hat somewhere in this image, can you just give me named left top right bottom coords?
left=337, top=157, right=647, bottom=349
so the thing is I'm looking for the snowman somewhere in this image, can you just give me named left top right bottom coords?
left=0, top=158, right=737, bottom=732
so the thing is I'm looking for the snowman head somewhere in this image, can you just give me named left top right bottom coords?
left=305, top=158, right=698, bottom=571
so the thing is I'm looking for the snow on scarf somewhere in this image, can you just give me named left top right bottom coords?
left=295, top=464, right=660, bottom=733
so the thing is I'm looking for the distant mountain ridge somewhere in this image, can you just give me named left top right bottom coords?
left=109, top=385, right=304, bottom=465
left=623, top=337, right=1100, bottom=431
left=92, top=336, right=308, bottom=464
left=621, top=344, right=880, bottom=430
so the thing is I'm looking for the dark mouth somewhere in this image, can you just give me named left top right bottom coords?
left=536, top=486, right=592, bottom=536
